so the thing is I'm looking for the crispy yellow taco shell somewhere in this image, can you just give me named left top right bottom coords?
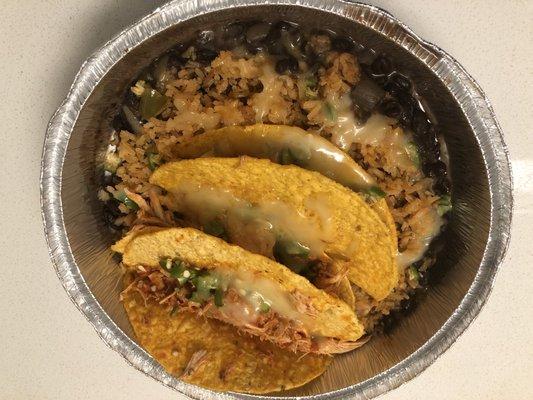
left=120, top=227, right=364, bottom=353
left=122, top=280, right=330, bottom=394
left=150, top=158, right=397, bottom=300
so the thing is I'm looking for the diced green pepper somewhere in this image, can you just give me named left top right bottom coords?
left=297, top=73, right=318, bottom=100
left=140, top=88, right=169, bottom=120
left=259, top=301, right=271, bottom=313
left=437, top=194, right=452, bottom=216
left=306, top=75, right=318, bottom=89
left=159, top=258, right=172, bottom=270
left=214, top=287, right=224, bottom=307
left=204, top=220, right=226, bottom=238
left=273, top=239, right=311, bottom=273
left=196, top=275, right=219, bottom=290
left=190, top=275, right=219, bottom=304
left=364, top=186, right=386, bottom=200
left=147, top=152, right=160, bottom=171
left=169, top=260, right=185, bottom=278
left=115, top=191, right=139, bottom=211
left=322, top=101, right=337, bottom=121
left=406, top=142, right=420, bottom=168
left=408, top=265, right=420, bottom=282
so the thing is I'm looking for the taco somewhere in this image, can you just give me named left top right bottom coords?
left=150, top=158, right=397, bottom=300
left=171, top=124, right=376, bottom=191
left=118, top=227, right=364, bottom=355
left=122, top=277, right=329, bottom=394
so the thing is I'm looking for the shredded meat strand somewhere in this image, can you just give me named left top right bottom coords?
left=181, top=349, right=208, bottom=378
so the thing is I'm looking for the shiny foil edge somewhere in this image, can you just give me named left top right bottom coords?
left=39, top=1, right=513, bottom=399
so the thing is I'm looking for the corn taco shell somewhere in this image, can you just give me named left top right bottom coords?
left=122, top=279, right=330, bottom=394
left=120, top=227, right=363, bottom=354
left=171, top=124, right=375, bottom=191
left=150, top=158, right=397, bottom=300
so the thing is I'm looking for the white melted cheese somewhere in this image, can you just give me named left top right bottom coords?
left=326, top=94, right=441, bottom=267
left=169, top=184, right=331, bottom=256
left=304, top=193, right=335, bottom=239
left=397, top=206, right=444, bottom=268
left=328, top=95, right=416, bottom=170
left=251, top=61, right=285, bottom=123
left=216, top=271, right=312, bottom=331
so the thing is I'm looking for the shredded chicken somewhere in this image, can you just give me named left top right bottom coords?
left=290, top=291, right=319, bottom=317
left=314, top=262, right=348, bottom=288
left=123, top=188, right=151, bottom=212
left=126, top=268, right=356, bottom=355
left=148, top=188, right=167, bottom=222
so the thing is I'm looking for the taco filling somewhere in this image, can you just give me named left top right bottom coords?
left=118, top=227, right=364, bottom=355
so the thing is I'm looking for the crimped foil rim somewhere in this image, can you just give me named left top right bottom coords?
left=40, top=1, right=513, bottom=399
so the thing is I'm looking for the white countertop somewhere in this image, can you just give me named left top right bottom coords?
left=1, top=1, right=531, bottom=399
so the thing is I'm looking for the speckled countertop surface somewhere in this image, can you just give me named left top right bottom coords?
left=0, top=1, right=531, bottom=399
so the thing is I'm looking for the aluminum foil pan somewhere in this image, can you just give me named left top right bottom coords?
left=40, top=1, right=513, bottom=399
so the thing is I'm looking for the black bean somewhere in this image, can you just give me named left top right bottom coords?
left=111, top=113, right=128, bottom=132
left=124, top=90, right=140, bottom=111
left=419, top=134, right=440, bottom=165
left=103, top=209, right=120, bottom=230
left=265, top=38, right=285, bottom=56
left=168, top=52, right=185, bottom=69
left=265, top=21, right=299, bottom=56
left=275, top=57, right=299, bottom=74
left=111, top=174, right=123, bottom=186
left=331, top=36, right=355, bottom=52
left=222, top=22, right=246, bottom=47
left=283, top=30, right=304, bottom=57
left=105, top=199, right=122, bottom=217
left=381, top=98, right=404, bottom=120
left=245, top=22, right=270, bottom=44
left=385, top=73, right=412, bottom=94
left=370, top=54, right=393, bottom=76
left=350, top=79, right=385, bottom=113
left=357, top=49, right=378, bottom=67
left=412, top=109, right=430, bottom=136
left=224, top=22, right=245, bottom=38
left=196, top=47, right=218, bottom=63
left=396, top=92, right=416, bottom=126
left=426, top=160, right=447, bottom=178
left=271, top=20, right=294, bottom=36
left=101, top=172, right=112, bottom=186
left=433, top=176, right=451, bottom=195
left=247, top=44, right=268, bottom=55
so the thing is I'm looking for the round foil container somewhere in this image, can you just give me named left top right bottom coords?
left=40, top=1, right=513, bottom=399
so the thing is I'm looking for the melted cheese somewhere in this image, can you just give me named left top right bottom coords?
left=216, top=271, right=312, bottom=331
left=397, top=206, right=444, bottom=268
left=326, top=94, right=440, bottom=267
left=251, top=61, right=285, bottom=123
left=170, top=184, right=330, bottom=256
left=196, top=124, right=375, bottom=190
left=304, top=193, right=335, bottom=239
left=327, top=95, right=416, bottom=170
